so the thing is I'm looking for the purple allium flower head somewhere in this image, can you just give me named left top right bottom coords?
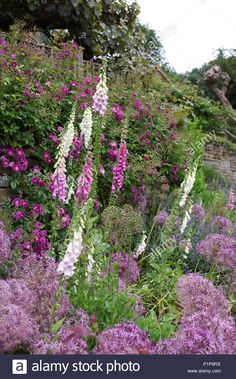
left=0, top=304, right=39, bottom=353
left=112, top=142, right=128, bottom=192
left=93, top=322, right=155, bottom=354
left=192, top=203, right=205, bottom=221
left=211, top=216, right=233, bottom=234
left=0, top=221, right=11, bottom=264
left=176, top=273, right=229, bottom=318
left=10, top=255, right=71, bottom=332
left=74, top=156, right=93, bottom=206
left=153, top=210, right=168, bottom=227
left=196, top=234, right=236, bottom=271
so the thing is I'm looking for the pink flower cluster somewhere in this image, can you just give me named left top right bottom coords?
left=74, top=157, right=93, bottom=206
left=57, top=208, right=71, bottom=229
left=112, top=142, right=128, bottom=192
left=112, top=106, right=125, bottom=122
left=226, top=191, right=235, bottom=211
left=108, top=141, right=118, bottom=161
left=0, top=147, right=29, bottom=172
left=69, top=135, right=83, bottom=160
left=49, top=167, right=67, bottom=203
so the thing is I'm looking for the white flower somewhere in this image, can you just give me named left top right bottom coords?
left=86, top=253, right=95, bottom=283
left=60, top=105, right=76, bottom=157
left=80, top=107, right=93, bottom=149
left=180, top=202, right=193, bottom=235
left=179, top=164, right=197, bottom=208
left=57, top=227, right=83, bottom=278
left=134, top=233, right=147, bottom=258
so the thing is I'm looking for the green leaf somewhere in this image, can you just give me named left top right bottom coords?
left=51, top=317, right=65, bottom=334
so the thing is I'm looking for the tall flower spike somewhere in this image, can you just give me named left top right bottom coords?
left=112, top=141, right=128, bottom=192
left=80, top=107, right=93, bottom=149
left=59, top=104, right=76, bottom=158
left=179, top=164, right=197, bottom=208
left=50, top=105, right=76, bottom=202
left=92, top=71, right=108, bottom=116
left=57, top=227, right=83, bottom=278
left=180, top=201, right=193, bottom=235
left=74, top=156, right=93, bottom=206
left=134, top=233, right=147, bottom=258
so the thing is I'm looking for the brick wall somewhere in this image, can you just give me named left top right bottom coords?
left=204, top=142, right=236, bottom=182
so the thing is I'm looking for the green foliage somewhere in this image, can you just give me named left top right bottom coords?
left=70, top=274, right=135, bottom=331
left=137, top=262, right=182, bottom=316
left=187, top=48, right=236, bottom=108
left=136, top=310, right=178, bottom=342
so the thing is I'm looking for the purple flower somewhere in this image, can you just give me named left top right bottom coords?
left=192, top=204, right=205, bottom=221
left=50, top=167, right=67, bottom=203
left=108, top=252, right=139, bottom=284
left=12, top=198, right=22, bottom=207
left=61, top=85, right=69, bottom=95
left=226, top=191, right=235, bottom=211
left=13, top=211, right=25, bottom=221
left=112, top=106, right=125, bottom=122
left=153, top=211, right=168, bottom=227
left=60, top=214, right=71, bottom=229
left=32, top=204, right=44, bottom=216
left=176, top=273, right=229, bottom=318
left=21, top=200, right=28, bottom=208
left=211, top=216, right=233, bottom=234
left=11, top=163, right=21, bottom=172
left=94, top=322, right=155, bottom=354
left=111, top=142, right=128, bottom=192
left=43, top=151, right=52, bottom=164
left=0, top=221, right=11, bottom=264
left=196, top=234, right=236, bottom=271
left=32, top=166, right=41, bottom=174
left=74, top=156, right=93, bottom=206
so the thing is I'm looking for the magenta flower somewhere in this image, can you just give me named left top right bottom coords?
left=74, top=156, right=93, bottom=206
left=112, top=106, right=125, bottom=122
left=226, top=191, right=235, bottom=211
left=32, top=166, right=41, bottom=174
left=32, top=177, right=39, bottom=185
left=50, top=167, right=67, bottom=203
left=12, top=198, right=22, bottom=207
left=11, top=163, right=21, bottom=173
left=61, top=85, right=69, bottom=95
left=32, top=204, right=44, bottom=216
left=13, top=211, right=25, bottom=221
left=112, top=142, right=128, bottom=192
left=43, top=151, right=52, bottom=164
left=21, top=200, right=28, bottom=208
